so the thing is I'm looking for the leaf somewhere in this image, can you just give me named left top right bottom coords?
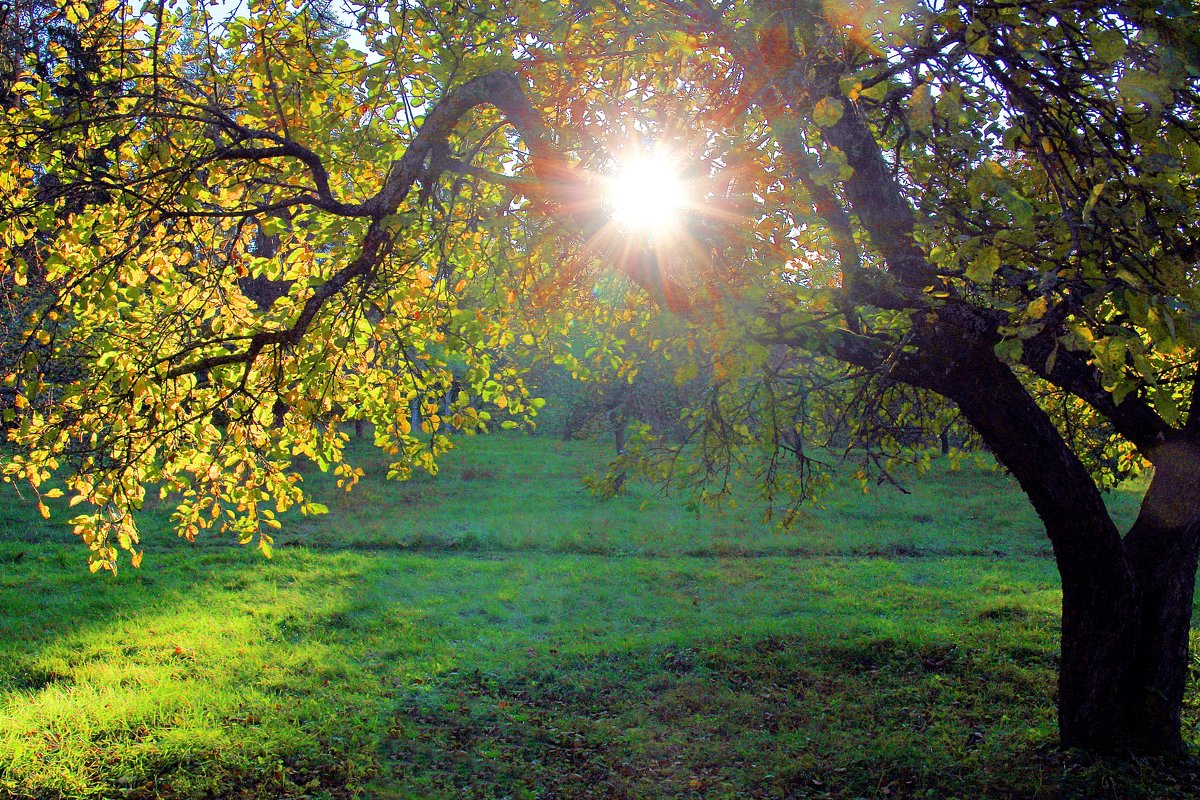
left=1152, top=386, right=1181, bottom=425
left=1093, top=28, right=1127, bottom=63
left=1003, top=192, right=1035, bottom=227
left=965, top=247, right=1001, bottom=283
left=967, top=32, right=990, bottom=55
left=1082, top=183, right=1105, bottom=218
left=839, top=75, right=863, bottom=101
left=908, top=83, right=933, bottom=131
left=64, top=2, right=90, bottom=24
left=812, top=97, right=844, bottom=128
left=993, top=338, right=1024, bottom=363
left=1116, top=69, right=1172, bottom=111
left=674, top=362, right=699, bottom=385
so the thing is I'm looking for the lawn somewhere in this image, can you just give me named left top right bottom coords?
left=1, top=435, right=1197, bottom=799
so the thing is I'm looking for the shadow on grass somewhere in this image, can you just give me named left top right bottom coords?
left=376, top=633, right=1200, bottom=800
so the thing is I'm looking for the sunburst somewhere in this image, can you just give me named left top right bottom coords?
left=604, top=149, right=689, bottom=240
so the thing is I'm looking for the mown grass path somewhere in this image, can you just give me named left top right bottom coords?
left=1, top=437, right=1196, bottom=799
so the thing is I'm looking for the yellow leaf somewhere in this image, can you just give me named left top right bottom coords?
left=1082, top=183, right=1105, bottom=218
left=908, top=83, right=933, bottom=130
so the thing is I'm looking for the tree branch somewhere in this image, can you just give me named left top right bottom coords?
left=1020, top=329, right=1173, bottom=456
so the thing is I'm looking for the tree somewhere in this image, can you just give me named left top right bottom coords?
left=1, top=0, right=1198, bottom=756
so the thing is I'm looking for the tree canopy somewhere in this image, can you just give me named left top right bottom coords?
left=2, top=0, right=1199, bottom=755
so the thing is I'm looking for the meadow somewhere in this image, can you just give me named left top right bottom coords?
left=1, top=435, right=1197, bottom=799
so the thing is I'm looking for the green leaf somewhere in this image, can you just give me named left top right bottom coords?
left=993, top=338, right=1024, bottom=363
left=674, top=362, right=699, bottom=385
left=812, top=97, right=844, bottom=128
left=1116, top=69, right=1172, bottom=111
left=1093, top=28, right=1127, bottom=63
left=1003, top=192, right=1035, bottom=227
left=965, top=247, right=1001, bottom=283
left=1082, top=183, right=1105, bottom=218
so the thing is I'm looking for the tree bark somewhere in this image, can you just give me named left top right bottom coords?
left=1120, top=441, right=1200, bottom=754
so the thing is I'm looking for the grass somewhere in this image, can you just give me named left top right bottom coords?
left=0, top=434, right=1195, bottom=799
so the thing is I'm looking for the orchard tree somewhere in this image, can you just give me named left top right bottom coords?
left=1, top=0, right=1199, bottom=757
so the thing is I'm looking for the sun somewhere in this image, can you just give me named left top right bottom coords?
left=604, top=151, right=688, bottom=238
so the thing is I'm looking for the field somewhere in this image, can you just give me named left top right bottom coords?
left=1, top=435, right=1197, bottom=799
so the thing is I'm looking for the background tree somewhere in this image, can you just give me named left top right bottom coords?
left=1, top=0, right=1198, bottom=757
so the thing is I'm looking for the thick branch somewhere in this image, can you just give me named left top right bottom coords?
left=1020, top=330, right=1173, bottom=455
left=820, top=101, right=939, bottom=290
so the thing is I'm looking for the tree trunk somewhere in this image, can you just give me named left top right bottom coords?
left=1119, top=441, right=1200, bottom=754
left=1056, top=563, right=1140, bottom=751
left=946, top=352, right=1177, bottom=753
left=957, top=371, right=1200, bottom=752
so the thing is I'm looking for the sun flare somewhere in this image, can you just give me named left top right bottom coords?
left=605, top=152, right=688, bottom=237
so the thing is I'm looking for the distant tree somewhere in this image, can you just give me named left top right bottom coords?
left=1, top=0, right=1198, bottom=756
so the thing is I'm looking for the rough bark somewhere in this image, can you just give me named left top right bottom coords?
left=1121, top=441, right=1200, bottom=754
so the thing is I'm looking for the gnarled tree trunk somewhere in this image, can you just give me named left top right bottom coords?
left=950, top=356, right=1200, bottom=754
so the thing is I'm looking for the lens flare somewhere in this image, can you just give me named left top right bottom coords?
left=605, top=153, right=687, bottom=238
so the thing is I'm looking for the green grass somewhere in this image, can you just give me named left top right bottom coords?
left=0, top=435, right=1195, bottom=799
